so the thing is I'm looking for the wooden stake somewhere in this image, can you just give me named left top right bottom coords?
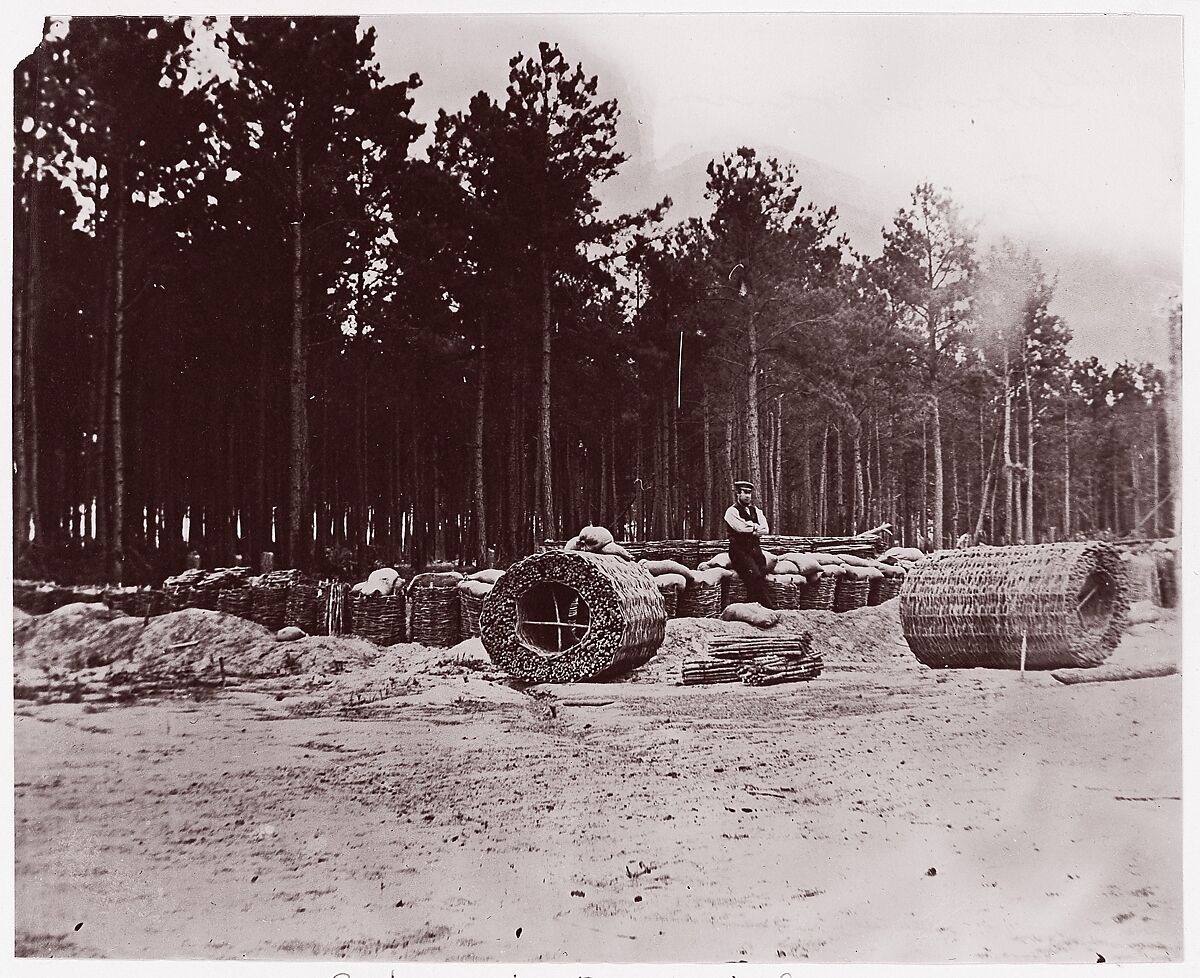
left=1020, top=630, right=1027, bottom=678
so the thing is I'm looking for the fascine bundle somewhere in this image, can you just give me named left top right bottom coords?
left=681, top=631, right=821, bottom=686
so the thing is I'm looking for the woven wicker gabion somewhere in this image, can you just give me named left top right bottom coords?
left=460, top=592, right=485, bottom=637
left=834, top=577, right=870, bottom=613
left=657, top=583, right=679, bottom=619
left=899, top=541, right=1129, bottom=670
left=480, top=551, right=666, bottom=684
left=217, top=588, right=254, bottom=619
left=723, top=578, right=750, bottom=608
left=798, top=575, right=837, bottom=611
left=409, top=575, right=461, bottom=647
left=249, top=584, right=289, bottom=631
left=676, top=580, right=723, bottom=619
left=348, top=592, right=405, bottom=645
left=766, top=577, right=803, bottom=610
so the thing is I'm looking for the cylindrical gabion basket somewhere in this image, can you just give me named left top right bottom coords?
left=834, top=575, right=870, bottom=612
left=348, top=592, right=406, bottom=645
left=900, top=541, right=1129, bottom=669
left=460, top=592, right=486, bottom=637
left=878, top=572, right=905, bottom=603
left=723, top=578, right=750, bottom=608
left=217, top=588, right=254, bottom=619
left=105, top=589, right=169, bottom=618
left=409, top=574, right=462, bottom=647
left=676, top=580, right=723, bottom=618
left=766, top=576, right=803, bottom=610
left=480, top=551, right=666, bottom=683
left=284, top=582, right=321, bottom=635
left=167, top=585, right=219, bottom=612
left=657, top=583, right=679, bottom=619
left=249, top=584, right=289, bottom=631
left=798, top=574, right=837, bottom=610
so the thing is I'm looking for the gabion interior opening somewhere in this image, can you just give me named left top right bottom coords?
left=516, top=581, right=592, bottom=658
left=1077, top=569, right=1117, bottom=632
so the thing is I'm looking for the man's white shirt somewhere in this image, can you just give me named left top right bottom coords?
left=723, top=505, right=769, bottom=535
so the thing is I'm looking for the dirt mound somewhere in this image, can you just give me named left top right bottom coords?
left=622, top=600, right=914, bottom=684
left=14, top=602, right=144, bottom=670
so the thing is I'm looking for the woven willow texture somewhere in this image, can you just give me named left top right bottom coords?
left=408, top=576, right=462, bottom=647
left=480, top=551, right=665, bottom=683
left=348, top=593, right=406, bottom=645
left=676, top=580, right=723, bottom=618
left=833, top=578, right=870, bottom=613
left=657, top=583, right=679, bottom=619
left=899, top=542, right=1129, bottom=669
left=460, top=592, right=485, bottom=637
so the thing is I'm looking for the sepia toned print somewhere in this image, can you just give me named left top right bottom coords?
left=11, top=10, right=1183, bottom=966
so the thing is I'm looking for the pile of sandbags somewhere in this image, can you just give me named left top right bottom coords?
left=697, top=548, right=906, bottom=613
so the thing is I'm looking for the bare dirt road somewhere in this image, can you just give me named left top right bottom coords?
left=13, top=603, right=1182, bottom=963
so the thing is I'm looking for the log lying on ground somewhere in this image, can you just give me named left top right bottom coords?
left=1051, top=662, right=1179, bottom=685
left=900, top=541, right=1129, bottom=669
left=480, top=550, right=666, bottom=683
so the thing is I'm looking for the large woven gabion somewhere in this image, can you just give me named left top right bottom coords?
left=900, top=542, right=1129, bottom=669
left=480, top=551, right=666, bottom=683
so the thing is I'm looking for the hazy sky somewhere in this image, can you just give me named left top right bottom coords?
left=374, top=12, right=1181, bottom=261
left=5, top=3, right=1189, bottom=363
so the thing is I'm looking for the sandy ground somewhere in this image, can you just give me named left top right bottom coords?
left=12, top=601, right=1183, bottom=963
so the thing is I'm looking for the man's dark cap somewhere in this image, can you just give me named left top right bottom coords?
left=733, top=480, right=754, bottom=492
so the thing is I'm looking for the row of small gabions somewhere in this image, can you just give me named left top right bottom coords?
left=899, top=541, right=1129, bottom=669
left=479, top=550, right=666, bottom=684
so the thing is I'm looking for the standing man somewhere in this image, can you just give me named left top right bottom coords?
left=724, top=480, right=774, bottom=608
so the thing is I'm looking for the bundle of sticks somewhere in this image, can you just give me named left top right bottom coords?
left=681, top=632, right=821, bottom=686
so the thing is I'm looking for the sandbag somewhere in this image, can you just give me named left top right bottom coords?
left=352, top=580, right=390, bottom=596
left=275, top=626, right=306, bottom=642
left=779, top=553, right=824, bottom=578
left=640, top=559, right=696, bottom=584
left=720, top=602, right=781, bottom=629
left=772, top=559, right=800, bottom=576
left=698, top=552, right=732, bottom=570
left=467, top=568, right=505, bottom=584
left=863, top=565, right=885, bottom=580
left=366, top=567, right=400, bottom=594
left=766, top=573, right=808, bottom=585
left=457, top=579, right=494, bottom=599
left=763, top=552, right=779, bottom=573
left=882, top=546, right=924, bottom=563
left=814, top=553, right=846, bottom=566
left=837, top=554, right=876, bottom=569
left=691, top=567, right=735, bottom=587
left=653, top=572, right=689, bottom=591
left=601, top=541, right=635, bottom=560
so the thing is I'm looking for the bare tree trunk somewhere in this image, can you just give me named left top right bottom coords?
left=1151, top=413, right=1160, bottom=537
left=851, top=426, right=864, bottom=533
left=974, top=423, right=1002, bottom=543
left=1001, top=356, right=1014, bottom=544
left=745, top=312, right=762, bottom=491
left=1063, top=403, right=1072, bottom=538
left=771, top=396, right=783, bottom=530
left=721, top=412, right=733, bottom=529
left=537, top=254, right=554, bottom=542
left=473, top=314, right=488, bottom=565
left=800, top=426, right=813, bottom=533
left=1024, top=363, right=1035, bottom=541
left=287, top=143, right=310, bottom=569
left=834, top=425, right=844, bottom=535
left=702, top=384, right=714, bottom=537
left=930, top=396, right=944, bottom=550
left=817, top=424, right=829, bottom=535
left=111, top=161, right=127, bottom=577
